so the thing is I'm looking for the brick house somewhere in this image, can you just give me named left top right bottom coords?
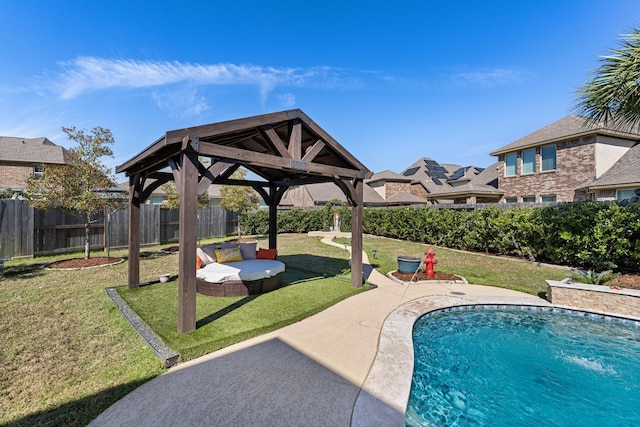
left=490, top=115, right=640, bottom=203
left=0, top=136, right=69, bottom=194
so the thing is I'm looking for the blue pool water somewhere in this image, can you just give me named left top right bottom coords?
left=406, top=306, right=640, bottom=426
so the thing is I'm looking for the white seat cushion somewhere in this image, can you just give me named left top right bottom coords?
left=196, top=259, right=285, bottom=283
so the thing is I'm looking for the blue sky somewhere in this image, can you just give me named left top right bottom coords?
left=2, top=1, right=640, bottom=178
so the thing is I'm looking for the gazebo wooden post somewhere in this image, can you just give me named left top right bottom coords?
left=268, top=184, right=278, bottom=250
left=177, top=137, right=199, bottom=334
left=127, top=174, right=141, bottom=289
left=351, top=179, right=364, bottom=288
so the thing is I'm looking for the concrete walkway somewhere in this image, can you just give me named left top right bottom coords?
left=90, top=233, right=547, bottom=427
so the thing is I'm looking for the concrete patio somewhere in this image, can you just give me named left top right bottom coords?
left=90, top=235, right=547, bottom=426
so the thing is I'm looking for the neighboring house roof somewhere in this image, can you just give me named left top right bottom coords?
left=302, top=182, right=387, bottom=205
left=384, top=191, right=430, bottom=205
left=490, top=115, right=640, bottom=156
left=401, top=157, right=501, bottom=199
left=0, top=136, right=68, bottom=164
left=423, top=163, right=504, bottom=198
left=366, top=170, right=412, bottom=184
left=577, top=143, right=640, bottom=190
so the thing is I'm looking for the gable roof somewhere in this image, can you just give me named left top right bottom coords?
left=400, top=157, right=500, bottom=198
left=365, top=170, right=411, bottom=184
left=0, top=136, right=68, bottom=164
left=490, top=115, right=640, bottom=156
left=577, top=143, right=640, bottom=190
left=285, top=181, right=386, bottom=206
left=422, top=162, right=504, bottom=198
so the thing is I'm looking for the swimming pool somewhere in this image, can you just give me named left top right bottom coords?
left=406, top=306, right=640, bottom=426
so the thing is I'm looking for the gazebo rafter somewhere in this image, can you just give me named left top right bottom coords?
left=116, top=109, right=372, bottom=333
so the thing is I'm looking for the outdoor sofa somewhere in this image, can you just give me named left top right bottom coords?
left=195, top=241, right=285, bottom=297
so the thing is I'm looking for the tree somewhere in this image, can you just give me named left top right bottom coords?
left=219, top=169, right=260, bottom=238
left=160, top=181, right=210, bottom=210
left=575, top=28, right=640, bottom=128
left=26, top=126, right=121, bottom=259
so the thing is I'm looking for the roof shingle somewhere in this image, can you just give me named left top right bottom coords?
left=0, top=136, right=68, bottom=164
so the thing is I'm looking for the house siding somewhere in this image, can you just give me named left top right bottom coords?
left=284, top=185, right=315, bottom=207
left=0, top=162, right=35, bottom=189
left=410, top=183, right=430, bottom=200
left=384, top=181, right=411, bottom=199
left=497, top=136, right=596, bottom=202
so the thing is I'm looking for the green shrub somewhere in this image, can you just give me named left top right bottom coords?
left=243, top=201, right=640, bottom=273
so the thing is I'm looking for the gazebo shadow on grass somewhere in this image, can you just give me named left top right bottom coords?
left=195, top=254, right=351, bottom=330
left=277, top=253, right=351, bottom=283
left=196, top=295, right=260, bottom=328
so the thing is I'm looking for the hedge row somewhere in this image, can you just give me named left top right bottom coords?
left=241, top=201, right=640, bottom=273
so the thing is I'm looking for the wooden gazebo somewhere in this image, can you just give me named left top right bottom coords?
left=116, top=109, right=373, bottom=333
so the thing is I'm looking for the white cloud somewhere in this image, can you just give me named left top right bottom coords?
left=46, top=57, right=363, bottom=102
left=152, top=86, right=210, bottom=117
left=450, top=68, right=531, bottom=89
left=278, top=93, right=297, bottom=107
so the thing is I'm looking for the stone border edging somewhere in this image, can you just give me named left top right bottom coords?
left=44, top=258, right=125, bottom=270
left=105, top=287, right=179, bottom=368
left=385, top=270, right=468, bottom=285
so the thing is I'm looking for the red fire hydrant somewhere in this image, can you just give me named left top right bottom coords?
left=424, top=247, right=438, bottom=278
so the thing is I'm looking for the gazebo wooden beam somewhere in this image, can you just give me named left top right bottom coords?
left=197, top=142, right=365, bottom=179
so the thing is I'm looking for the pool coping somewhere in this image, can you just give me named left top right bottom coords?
left=351, top=295, right=553, bottom=426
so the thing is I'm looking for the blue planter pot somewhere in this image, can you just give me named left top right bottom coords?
left=397, top=256, right=421, bottom=274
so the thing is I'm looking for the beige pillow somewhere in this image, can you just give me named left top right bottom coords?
left=196, top=248, right=214, bottom=265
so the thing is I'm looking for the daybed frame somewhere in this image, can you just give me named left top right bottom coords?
left=196, top=272, right=283, bottom=297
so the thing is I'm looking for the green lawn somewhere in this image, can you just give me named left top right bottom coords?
left=117, top=236, right=367, bottom=360
left=1, top=233, right=570, bottom=426
left=338, top=236, right=570, bottom=296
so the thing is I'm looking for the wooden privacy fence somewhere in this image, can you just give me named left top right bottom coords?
left=0, top=199, right=237, bottom=258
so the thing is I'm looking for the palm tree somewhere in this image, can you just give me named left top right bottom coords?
left=575, top=28, right=640, bottom=129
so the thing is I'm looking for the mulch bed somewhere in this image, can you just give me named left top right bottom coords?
left=46, top=257, right=123, bottom=269
left=602, top=274, right=640, bottom=290
left=391, top=270, right=462, bottom=282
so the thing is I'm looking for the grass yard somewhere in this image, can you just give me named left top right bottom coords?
left=1, top=232, right=570, bottom=426
left=351, top=236, right=570, bottom=295
left=0, top=234, right=363, bottom=426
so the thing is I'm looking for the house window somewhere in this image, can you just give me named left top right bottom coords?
left=505, top=197, right=517, bottom=203
left=521, top=149, right=535, bottom=174
left=33, top=164, right=45, bottom=179
left=541, top=194, right=557, bottom=203
left=505, top=153, right=517, bottom=176
left=617, top=189, right=639, bottom=201
left=541, top=144, right=556, bottom=171
left=522, top=195, right=536, bottom=203
left=150, top=195, right=165, bottom=205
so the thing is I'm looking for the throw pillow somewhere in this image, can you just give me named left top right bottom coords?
left=214, top=247, right=244, bottom=263
left=196, top=248, right=212, bottom=266
left=201, top=245, right=217, bottom=263
left=256, top=248, right=277, bottom=260
left=239, top=241, right=257, bottom=259
left=220, top=242, right=239, bottom=249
